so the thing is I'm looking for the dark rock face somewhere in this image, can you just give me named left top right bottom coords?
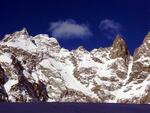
left=18, top=76, right=48, bottom=102
left=0, top=85, right=8, bottom=102
left=0, top=65, right=8, bottom=101
left=0, top=65, right=6, bottom=85
left=11, top=55, right=24, bottom=75
left=111, top=35, right=130, bottom=64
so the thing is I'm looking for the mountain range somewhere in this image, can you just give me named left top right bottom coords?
left=0, top=28, right=149, bottom=103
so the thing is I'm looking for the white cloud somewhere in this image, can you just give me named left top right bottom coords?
left=49, top=19, right=92, bottom=39
left=99, top=19, right=123, bottom=39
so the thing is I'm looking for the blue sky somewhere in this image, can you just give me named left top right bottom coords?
left=0, top=0, right=150, bottom=54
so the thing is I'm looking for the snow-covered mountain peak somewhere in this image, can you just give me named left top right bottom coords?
left=33, top=35, right=59, bottom=47
left=2, top=28, right=29, bottom=45
left=73, top=46, right=89, bottom=55
left=1, top=29, right=61, bottom=53
left=10, top=28, right=29, bottom=39
left=19, top=28, right=29, bottom=35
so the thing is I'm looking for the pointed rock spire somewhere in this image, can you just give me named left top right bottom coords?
left=112, top=35, right=127, bottom=49
left=20, top=28, right=29, bottom=36
left=133, top=32, right=150, bottom=61
left=128, top=32, right=150, bottom=83
left=111, top=35, right=130, bottom=63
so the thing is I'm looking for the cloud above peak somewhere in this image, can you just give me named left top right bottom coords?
left=99, top=19, right=123, bottom=40
left=49, top=19, right=92, bottom=39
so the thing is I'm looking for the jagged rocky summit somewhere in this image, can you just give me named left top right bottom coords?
left=0, top=28, right=150, bottom=103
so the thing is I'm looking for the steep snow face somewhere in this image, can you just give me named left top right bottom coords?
left=127, top=57, right=133, bottom=76
left=1, top=29, right=37, bottom=53
left=124, top=56, right=133, bottom=84
left=0, top=53, right=12, bottom=63
left=0, top=28, right=150, bottom=103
